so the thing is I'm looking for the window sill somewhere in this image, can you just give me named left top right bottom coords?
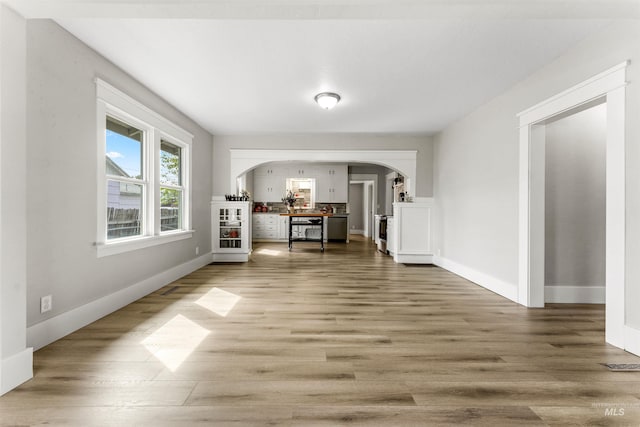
left=96, top=230, right=194, bottom=258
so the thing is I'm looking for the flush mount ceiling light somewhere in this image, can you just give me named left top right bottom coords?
left=314, top=92, right=341, bottom=110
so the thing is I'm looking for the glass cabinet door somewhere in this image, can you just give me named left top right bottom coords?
left=219, top=208, right=242, bottom=249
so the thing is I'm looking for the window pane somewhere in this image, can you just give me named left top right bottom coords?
left=161, top=187, right=182, bottom=232
left=106, top=116, right=143, bottom=179
left=107, top=180, right=143, bottom=239
left=160, top=140, right=181, bottom=186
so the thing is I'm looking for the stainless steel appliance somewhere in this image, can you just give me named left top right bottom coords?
left=327, top=215, right=348, bottom=241
left=377, top=215, right=387, bottom=253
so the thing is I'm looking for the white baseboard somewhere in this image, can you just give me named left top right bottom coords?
left=349, top=229, right=364, bottom=235
left=27, top=253, right=213, bottom=351
left=434, top=256, right=518, bottom=303
left=212, top=252, right=250, bottom=262
left=394, top=253, right=433, bottom=264
left=624, top=326, right=640, bottom=357
left=1, top=347, right=33, bottom=396
left=544, top=285, right=605, bottom=304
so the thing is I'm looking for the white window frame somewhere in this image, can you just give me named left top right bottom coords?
left=96, top=78, right=193, bottom=257
left=157, top=134, right=189, bottom=234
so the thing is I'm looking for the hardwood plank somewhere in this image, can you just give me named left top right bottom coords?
left=2, top=235, right=640, bottom=425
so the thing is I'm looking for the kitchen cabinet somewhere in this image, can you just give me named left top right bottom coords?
left=252, top=213, right=280, bottom=241
left=253, top=163, right=348, bottom=203
left=391, top=200, right=434, bottom=264
left=279, top=216, right=289, bottom=240
left=212, top=201, right=251, bottom=262
left=316, top=164, right=348, bottom=202
left=287, top=165, right=317, bottom=177
left=254, top=166, right=285, bottom=202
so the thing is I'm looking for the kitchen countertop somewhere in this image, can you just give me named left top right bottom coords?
left=279, top=213, right=334, bottom=217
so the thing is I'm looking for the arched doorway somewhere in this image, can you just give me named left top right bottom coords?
left=228, top=149, right=417, bottom=196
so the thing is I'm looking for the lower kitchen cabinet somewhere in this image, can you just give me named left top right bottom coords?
left=391, top=200, right=434, bottom=264
left=212, top=200, right=251, bottom=262
left=252, top=213, right=280, bottom=240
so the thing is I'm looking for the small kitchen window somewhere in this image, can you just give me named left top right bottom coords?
left=96, top=78, right=193, bottom=257
left=286, top=178, right=316, bottom=209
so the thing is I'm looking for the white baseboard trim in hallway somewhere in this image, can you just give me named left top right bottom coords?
left=433, top=256, right=518, bottom=303
left=544, top=285, right=605, bottom=304
left=26, top=253, right=213, bottom=351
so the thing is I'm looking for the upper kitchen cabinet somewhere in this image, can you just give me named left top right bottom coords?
left=317, top=164, right=348, bottom=202
left=287, top=165, right=318, bottom=177
left=253, top=165, right=285, bottom=202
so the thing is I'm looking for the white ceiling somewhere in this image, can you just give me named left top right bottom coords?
left=9, top=1, right=633, bottom=135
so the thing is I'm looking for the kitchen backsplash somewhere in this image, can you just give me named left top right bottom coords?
left=253, top=201, right=347, bottom=214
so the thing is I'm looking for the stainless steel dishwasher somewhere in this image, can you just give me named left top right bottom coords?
left=327, top=215, right=348, bottom=242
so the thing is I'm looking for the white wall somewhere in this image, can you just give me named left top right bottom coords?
left=433, top=21, right=640, bottom=330
left=545, top=103, right=606, bottom=289
left=213, top=134, right=433, bottom=198
left=25, top=21, right=213, bottom=341
left=0, top=4, right=32, bottom=395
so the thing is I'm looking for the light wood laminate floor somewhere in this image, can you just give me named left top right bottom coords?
left=2, top=236, right=640, bottom=426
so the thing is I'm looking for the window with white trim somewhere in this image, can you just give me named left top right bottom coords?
left=96, top=79, right=193, bottom=257
left=159, top=139, right=184, bottom=232
left=105, top=115, right=147, bottom=239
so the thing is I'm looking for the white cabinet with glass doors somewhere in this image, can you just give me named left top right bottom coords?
left=212, top=200, right=251, bottom=262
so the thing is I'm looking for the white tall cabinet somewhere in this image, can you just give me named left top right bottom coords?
left=316, top=164, right=348, bottom=203
left=211, top=200, right=252, bottom=262
left=253, top=166, right=285, bottom=202
left=391, top=199, right=434, bottom=264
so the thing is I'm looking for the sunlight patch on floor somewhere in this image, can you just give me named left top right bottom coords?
left=255, top=248, right=282, bottom=256
left=195, top=287, right=241, bottom=317
left=142, top=314, right=209, bottom=372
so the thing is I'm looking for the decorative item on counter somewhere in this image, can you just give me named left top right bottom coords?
left=326, top=204, right=333, bottom=213
left=282, top=190, right=296, bottom=213
left=226, top=191, right=251, bottom=201
left=261, top=205, right=268, bottom=212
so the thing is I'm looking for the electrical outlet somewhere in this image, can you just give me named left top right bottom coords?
left=41, top=295, right=52, bottom=313
left=195, top=246, right=200, bottom=256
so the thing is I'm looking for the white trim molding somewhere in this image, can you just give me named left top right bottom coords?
left=544, top=286, right=605, bottom=304
left=95, top=78, right=194, bottom=255
left=229, top=149, right=417, bottom=197
left=1, top=348, right=33, bottom=396
left=517, top=61, right=628, bottom=351
left=434, top=256, right=518, bottom=303
left=27, top=253, right=212, bottom=351
left=96, top=230, right=194, bottom=258
left=624, top=326, right=640, bottom=357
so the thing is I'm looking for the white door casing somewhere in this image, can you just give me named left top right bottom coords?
left=517, top=61, right=628, bottom=350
